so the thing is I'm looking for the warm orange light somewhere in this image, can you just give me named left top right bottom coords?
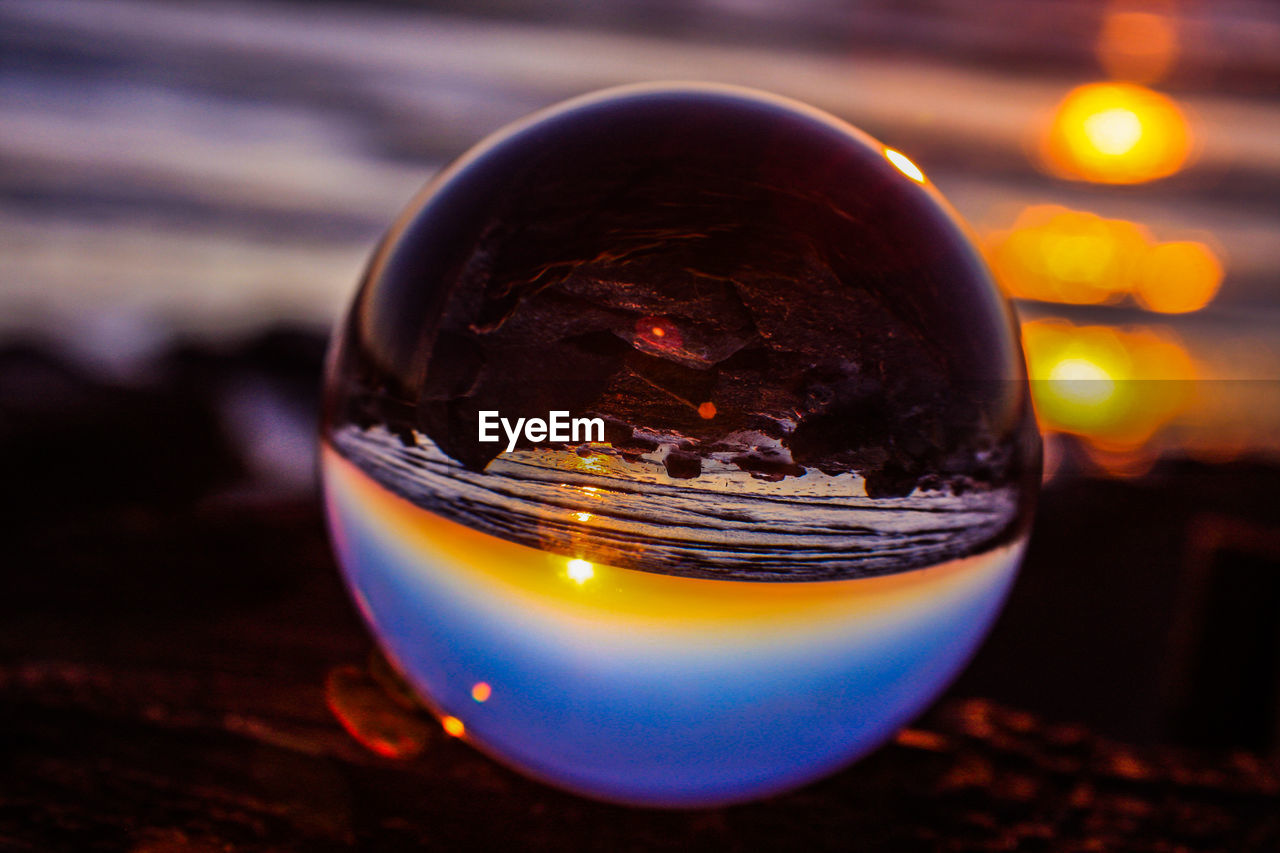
left=1041, top=82, right=1191, bottom=184
left=698, top=401, right=717, bottom=420
left=441, top=715, right=466, bottom=737
left=895, top=728, right=948, bottom=752
left=567, top=558, right=594, bottom=584
left=984, top=205, right=1222, bottom=315
left=884, top=148, right=925, bottom=183
left=1097, top=8, right=1178, bottom=84
left=574, top=511, right=593, bottom=523
left=324, top=665, right=431, bottom=759
left=471, top=682, right=491, bottom=703
left=1084, top=442, right=1161, bottom=479
left=651, top=326, right=666, bottom=338
left=1135, top=241, right=1223, bottom=314
left=985, top=205, right=1148, bottom=306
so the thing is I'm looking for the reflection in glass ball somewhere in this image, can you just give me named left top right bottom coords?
left=320, top=84, right=1040, bottom=807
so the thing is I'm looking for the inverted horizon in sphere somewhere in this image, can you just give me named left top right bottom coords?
left=320, top=84, right=1038, bottom=805
left=324, top=445, right=1025, bottom=806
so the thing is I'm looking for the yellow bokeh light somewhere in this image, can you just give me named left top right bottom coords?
left=1136, top=241, right=1223, bottom=314
left=884, top=148, right=925, bottom=183
left=1082, top=107, right=1144, bottom=155
left=1047, top=357, right=1116, bottom=406
left=1022, top=318, right=1196, bottom=453
left=442, top=715, right=466, bottom=737
left=567, top=558, right=594, bottom=584
left=1041, top=82, right=1191, bottom=184
left=471, top=682, right=491, bottom=703
left=574, top=511, right=593, bottom=523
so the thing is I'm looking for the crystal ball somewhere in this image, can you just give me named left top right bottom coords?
left=320, top=83, right=1039, bottom=807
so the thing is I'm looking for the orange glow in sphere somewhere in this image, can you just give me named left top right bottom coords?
left=321, top=84, right=1039, bottom=806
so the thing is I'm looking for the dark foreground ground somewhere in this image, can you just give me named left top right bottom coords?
left=1, top=331, right=1278, bottom=851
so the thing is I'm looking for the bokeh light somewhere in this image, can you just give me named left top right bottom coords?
left=1040, top=82, right=1191, bottom=184
left=986, top=206, right=1146, bottom=305
left=1135, top=241, right=1223, bottom=314
left=985, top=205, right=1222, bottom=314
left=1022, top=318, right=1196, bottom=455
left=1048, top=357, right=1117, bottom=407
left=1096, top=6, right=1179, bottom=84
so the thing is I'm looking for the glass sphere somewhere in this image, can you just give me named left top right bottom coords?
left=320, top=83, right=1039, bottom=807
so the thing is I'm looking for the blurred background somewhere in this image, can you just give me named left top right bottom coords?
left=2, top=0, right=1279, bottom=833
